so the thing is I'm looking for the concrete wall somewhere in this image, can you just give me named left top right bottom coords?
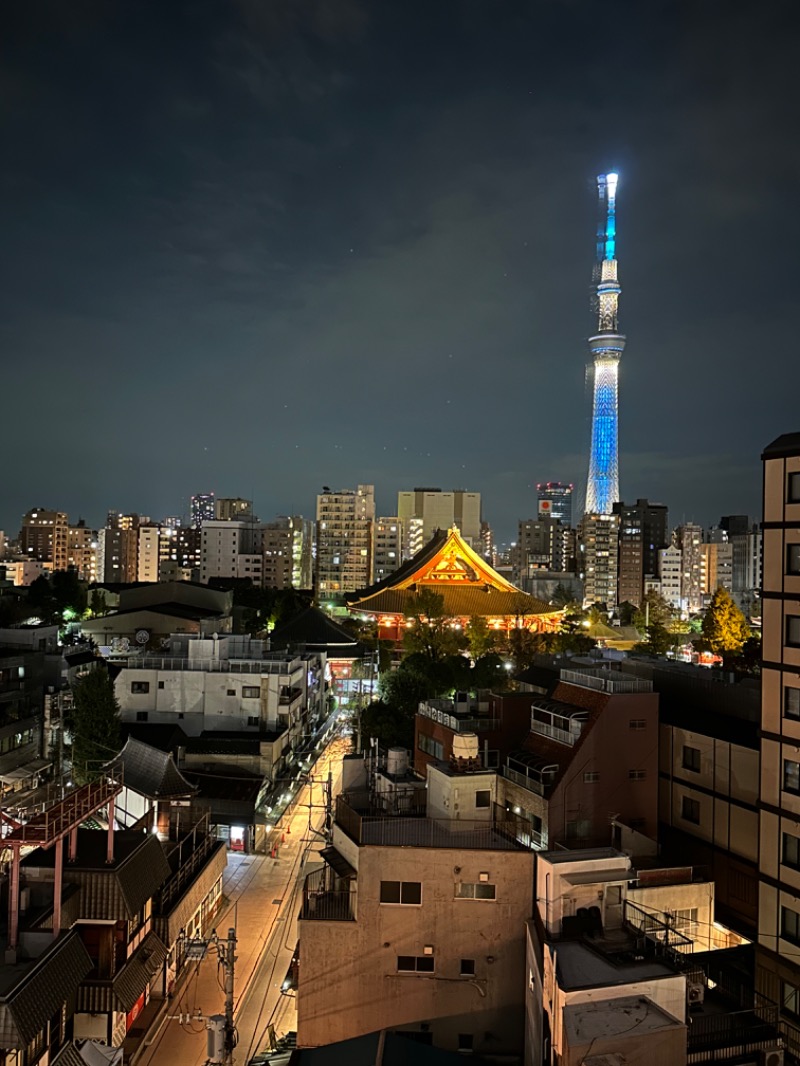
left=297, top=842, right=534, bottom=1057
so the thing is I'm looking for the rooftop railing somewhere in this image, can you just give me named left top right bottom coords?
left=561, top=668, right=653, bottom=694
left=122, top=656, right=303, bottom=675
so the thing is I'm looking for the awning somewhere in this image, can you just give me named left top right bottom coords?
left=320, top=846, right=357, bottom=880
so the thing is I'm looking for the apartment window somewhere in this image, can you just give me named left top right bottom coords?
left=673, top=907, right=698, bottom=929
left=782, top=906, right=800, bottom=946
left=783, top=833, right=800, bottom=870
left=460, top=959, right=476, bottom=976
left=455, top=882, right=496, bottom=900
left=136, top=711, right=149, bottom=722
left=787, top=617, right=800, bottom=648
left=475, top=790, right=491, bottom=809
left=583, top=771, right=600, bottom=783
left=397, top=955, right=434, bottom=973
left=789, top=472, right=800, bottom=504
left=682, top=746, right=701, bottom=773
left=158, top=681, right=165, bottom=690
left=458, top=1034, right=474, bottom=1053
left=242, top=687, right=260, bottom=698
left=629, top=770, right=646, bottom=781
left=785, top=688, right=800, bottom=720
left=247, top=716, right=259, bottom=727
left=226, top=689, right=236, bottom=696
left=785, top=760, right=800, bottom=795
left=380, top=881, right=422, bottom=905
left=783, top=980, right=800, bottom=1019
left=418, top=734, right=444, bottom=761
left=131, top=681, right=150, bottom=694
left=629, top=719, right=646, bottom=730
left=789, top=545, right=800, bottom=576
left=682, top=796, right=701, bottom=824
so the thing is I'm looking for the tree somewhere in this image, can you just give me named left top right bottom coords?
left=633, top=591, right=676, bottom=634
left=465, top=616, right=497, bottom=660
left=69, top=667, right=121, bottom=782
left=402, top=589, right=465, bottom=661
left=359, top=699, right=414, bottom=750
left=550, top=583, right=577, bottom=609
left=632, top=622, right=677, bottom=657
left=89, top=589, right=109, bottom=617
left=702, top=587, right=752, bottom=655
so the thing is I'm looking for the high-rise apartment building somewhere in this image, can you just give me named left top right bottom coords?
left=537, top=482, right=573, bottom=527
left=514, top=517, right=568, bottom=578
left=19, top=509, right=69, bottom=571
left=757, top=432, right=800, bottom=1049
left=97, top=513, right=146, bottom=583
left=200, top=520, right=263, bottom=585
left=261, top=517, right=313, bottom=590
left=191, top=493, right=215, bottom=529
left=657, top=544, right=683, bottom=610
left=316, top=486, right=375, bottom=594
left=613, top=499, right=669, bottom=608
left=701, top=529, right=734, bottom=601
left=373, top=518, right=403, bottom=583
left=214, top=498, right=253, bottom=521
left=676, top=522, right=704, bottom=614
left=578, top=512, right=620, bottom=607
left=66, top=521, right=98, bottom=582
left=397, top=489, right=480, bottom=558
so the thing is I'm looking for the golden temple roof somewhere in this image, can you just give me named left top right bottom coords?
left=346, top=526, right=559, bottom=618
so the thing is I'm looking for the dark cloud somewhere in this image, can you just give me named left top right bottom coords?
left=1, top=0, right=798, bottom=540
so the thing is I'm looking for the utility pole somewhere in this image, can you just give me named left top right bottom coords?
left=181, top=926, right=238, bottom=1065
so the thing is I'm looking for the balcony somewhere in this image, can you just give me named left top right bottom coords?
left=503, top=754, right=559, bottom=796
left=299, top=867, right=355, bottom=922
left=530, top=699, right=587, bottom=747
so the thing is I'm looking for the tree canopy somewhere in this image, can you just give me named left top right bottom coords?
left=702, top=588, right=752, bottom=655
left=68, top=666, right=121, bottom=782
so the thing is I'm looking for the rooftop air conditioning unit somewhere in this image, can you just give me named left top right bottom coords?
left=760, top=1048, right=784, bottom=1066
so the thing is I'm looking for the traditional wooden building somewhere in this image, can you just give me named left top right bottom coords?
left=345, top=526, right=562, bottom=641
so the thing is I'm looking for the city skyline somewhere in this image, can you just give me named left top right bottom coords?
left=2, top=2, right=794, bottom=540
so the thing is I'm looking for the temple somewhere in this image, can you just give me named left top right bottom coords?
left=345, top=526, right=562, bottom=641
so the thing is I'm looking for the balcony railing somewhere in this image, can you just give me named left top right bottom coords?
left=336, top=795, right=526, bottom=851
left=687, top=994, right=781, bottom=1062
left=502, top=764, right=545, bottom=796
left=299, top=868, right=355, bottom=921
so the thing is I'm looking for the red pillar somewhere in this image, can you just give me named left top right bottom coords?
left=106, top=797, right=115, bottom=864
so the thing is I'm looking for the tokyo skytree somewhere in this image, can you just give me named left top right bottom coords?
left=584, top=172, right=626, bottom=516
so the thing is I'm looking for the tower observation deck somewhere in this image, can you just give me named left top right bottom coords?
left=584, top=172, right=626, bottom=516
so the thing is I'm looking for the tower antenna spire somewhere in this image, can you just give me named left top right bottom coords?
left=584, top=171, right=626, bottom=516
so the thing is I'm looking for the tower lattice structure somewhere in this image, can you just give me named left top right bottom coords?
left=584, top=173, right=626, bottom=516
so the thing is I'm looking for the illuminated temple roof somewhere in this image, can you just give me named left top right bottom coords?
left=346, top=526, right=559, bottom=620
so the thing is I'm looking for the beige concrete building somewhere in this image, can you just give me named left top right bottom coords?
left=297, top=754, right=534, bottom=1058
left=19, top=508, right=69, bottom=571
left=397, top=488, right=481, bottom=557
left=578, top=512, right=620, bottom=608
left=316, top=485, right=375, bottom=594
left=758, top=431, right=800, bottom=1054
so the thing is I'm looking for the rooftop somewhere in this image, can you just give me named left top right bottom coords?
left=563, top=995, right=684, bottom=1045
left=553, top=938, right=676, bottom=992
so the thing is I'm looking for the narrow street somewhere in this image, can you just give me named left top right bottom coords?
left=136, top=735, right=349, bottom=1066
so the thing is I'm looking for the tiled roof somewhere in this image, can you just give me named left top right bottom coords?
left=121, top=723, right=189, bottom=753
left=107, top=737, right=196, bottom=800
left=346, top=586, right=556, bottom=618
left=23, top=831, right=171, bottom=920
left=0, top=931, right=93, bottom=1048
left=51, top=1045, right=87, bottom=1066
left=77, top=931, right=168, bottom=1014
left=271, top=606, right=362, bottom=657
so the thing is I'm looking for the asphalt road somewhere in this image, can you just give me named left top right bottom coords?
left=137, top=735, right=349, bottom=1066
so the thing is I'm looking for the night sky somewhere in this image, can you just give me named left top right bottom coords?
left=3, top=0, right=798, bottom=542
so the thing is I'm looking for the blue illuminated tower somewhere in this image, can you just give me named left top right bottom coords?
left=584, top=172, right=626, bottom=516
